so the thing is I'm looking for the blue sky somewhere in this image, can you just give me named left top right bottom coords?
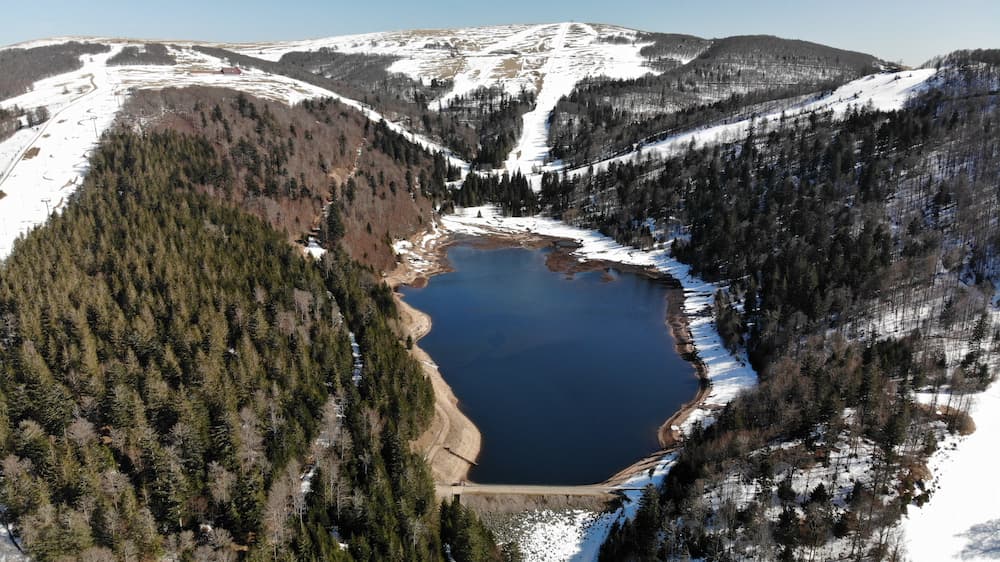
left=4, top=0, right=998, bottom=66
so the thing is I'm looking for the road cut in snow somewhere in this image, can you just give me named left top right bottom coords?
left=439, top=206, right=757, bottom=561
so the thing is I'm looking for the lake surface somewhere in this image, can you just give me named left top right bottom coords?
left=401, top=242, right=697, bottom=485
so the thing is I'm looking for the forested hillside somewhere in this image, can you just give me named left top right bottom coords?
left=124, top=87, right=456, bottom=271
left=0, top=131, right=353, bottom=559
left=106, top=43, right=175, bottom=66
left=530, top=53, right=1000, bottom=560
left=549, top=35, right=883, bottom=166
left=0, top=93, right=504, bottom=559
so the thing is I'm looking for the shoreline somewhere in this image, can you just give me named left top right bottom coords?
left=389, top=226, right=714, bottom=487
left=387, top=234, right=482, bottom=486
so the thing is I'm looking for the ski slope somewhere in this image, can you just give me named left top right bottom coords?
left=228, top=23, right=655, bottom=106
left=228, top=22, right=658, bottom=174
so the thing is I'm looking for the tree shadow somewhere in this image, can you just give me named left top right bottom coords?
left=959, top=519, right=1000, bottom=560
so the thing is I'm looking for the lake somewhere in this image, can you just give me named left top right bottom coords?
left=400, top=242, right=697, bottom=485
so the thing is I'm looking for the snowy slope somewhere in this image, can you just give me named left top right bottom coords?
left=227, top=23, right=654, bottom=106
left=226, top=23, right=657, bottom=174
left=567, top=68, right=938, bottom=177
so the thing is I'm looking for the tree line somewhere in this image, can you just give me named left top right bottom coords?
left=0, top=41, right=109, bottom=101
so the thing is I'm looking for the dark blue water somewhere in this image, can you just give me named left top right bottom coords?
left=401, top=243, right=697, bottom=485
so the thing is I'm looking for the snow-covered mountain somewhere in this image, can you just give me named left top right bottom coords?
left=0, top=24, right=935, bottom=258
left=225, top=23, right=663, bottom=174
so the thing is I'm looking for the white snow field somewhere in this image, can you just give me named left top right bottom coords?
left=904, top=380, right=1000, bottom=561
left=0, top=47, right=123, bottom=259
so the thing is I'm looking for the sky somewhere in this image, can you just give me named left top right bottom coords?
left=3, top=0, right=998, bottom=66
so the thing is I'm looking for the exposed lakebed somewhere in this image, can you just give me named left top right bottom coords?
left=400, top=242, right=698, bottom=485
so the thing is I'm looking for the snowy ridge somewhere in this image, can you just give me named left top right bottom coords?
left=563, top=68, right=938, bottom=178
left=226, top=23, right=654, bottom=108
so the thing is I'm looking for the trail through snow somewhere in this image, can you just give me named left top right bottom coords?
left=502, top=22, right=570, bottom=175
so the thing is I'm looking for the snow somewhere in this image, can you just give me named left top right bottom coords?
left=903, top=378, right=1000, bottom=561
left=304, top=237, right=327, bottom=259
left=509, top=509, right=613, bottom=562
left=226, top=23, right=655, bottom=177
left=0, top=528, right=28, bottom=562
left=347, top=327, right=363, bottom=387
left=226, top=22, right=653, bottom=110
left=0, top=47, right=122, bottom=260
left=498, top=22, right=654, bottom=176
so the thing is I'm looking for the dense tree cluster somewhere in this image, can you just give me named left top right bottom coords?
left=124, top=87, right=447, bottom=270
left=549, top=61, right=1000, bottom=369
left=440, top=87, right=536, bottom=169
left=452, top=172, right=537, bottom=217
left=106, top=44, right=176, bottom=66
left=196, top=46, right=481, bottom=160
left=601, top=335, right=948, bottom=560
left=0, top=104, right=50, bottom=143
left=549, top=83, right=840, bottom=167
left=439, top=498, right=506, bottom=561
left=0, top=131, right=353, bottom=559
left=0, top=42, right=110, bottom=101
left=0, top=121, right=502, bottom=560
left=206, top=46, right=534, bottom=165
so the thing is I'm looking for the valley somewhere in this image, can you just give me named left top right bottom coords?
left=0, top=23, right=997, bottom=562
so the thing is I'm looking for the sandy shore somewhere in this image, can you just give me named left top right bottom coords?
left=399, top=294, right=484, bottom=485
left=387, top=233, right=483, bottom=486
left=390, top=225, right=713, bottom=486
